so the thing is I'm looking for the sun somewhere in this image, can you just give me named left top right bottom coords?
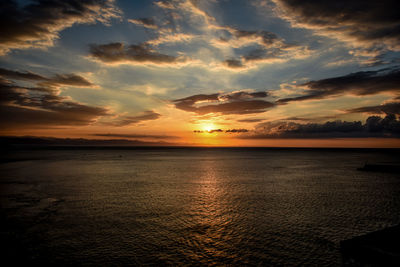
left=201, top=123, right=216, bottom=133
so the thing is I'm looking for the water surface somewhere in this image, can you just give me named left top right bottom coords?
left=1, top=148, right=400, bottom=266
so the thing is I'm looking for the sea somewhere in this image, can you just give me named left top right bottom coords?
left=1, top=147, right=400, bottom=266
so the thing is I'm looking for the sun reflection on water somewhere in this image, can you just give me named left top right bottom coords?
left=181, top=157, right=240, bottom=264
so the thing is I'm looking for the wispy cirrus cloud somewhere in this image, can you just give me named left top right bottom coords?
left=0, top=0, right=121, bottom=55
left=149, top=0, right=311, bottom=70
left=146, top=33, right=197, bottom=46
left=103, top=111, right=161, bottom=126
left=128, top=18, right=158, bottom=29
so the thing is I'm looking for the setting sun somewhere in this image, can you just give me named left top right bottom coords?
left=201, top=123, right=217, bottom=133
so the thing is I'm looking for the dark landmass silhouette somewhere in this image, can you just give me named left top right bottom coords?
left=341, top=225, right=400, bottom=266
left=1, top=136, right=178, bottom=148
left=358, top=163, right=400, bottom=173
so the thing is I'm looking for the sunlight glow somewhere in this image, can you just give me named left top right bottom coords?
left=201, top=123, right=217, bottom=133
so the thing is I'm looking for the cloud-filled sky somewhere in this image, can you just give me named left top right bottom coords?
left=1, top=0, right=400, bottom=147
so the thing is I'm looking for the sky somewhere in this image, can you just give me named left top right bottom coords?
left=1, top=0, right=400, bottom=147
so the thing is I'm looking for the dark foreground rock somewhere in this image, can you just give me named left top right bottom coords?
left=341, top=225, right=400, bottom=266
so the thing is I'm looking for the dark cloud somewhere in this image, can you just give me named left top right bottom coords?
left=0, top=104, right=107, bottom=129
left=222, top=45, right=308, bottom=68
left=89, top=42, right=184, bottom=65
left=237, top=118, right=265, bottom=123
left=194, top=129, right=223, bottom=133
left=347, top=102, right=400, bottom=115
left=282, top=114, right=343, bottom=122
left=0, top=76, right=108, bottom=129
left=174, top=93, right=220, bottom=104
left=219, top=91, right=268, bottom=101
left=50, top=74, right=94, bottom=87
left=0, top=74, right=161, bottom=129
left=225, top=129, right=249, bottom=133
left=0, top=67, right=94, bottom=87
left=240, top=115, right=400, bottom=139
left=92, top=133, right=177, bottom=139
left=0, top=0, right=120, bottom=55
left=223, top=59, right=244, bottom=69
left=277, top=67, right=400, bottom=103
left=272, top=0, right=400, bottom=52
left=193, top=129, right=249, bottom=133
left=105, top=111, right=161, bottom=126
left=186, top=100, right=274, bottom=115
left=233, top=29, right=279, bottom=47
left=128, top=18, right=158, bottom=29
left=219, top=26, right=282, bottom=49
left=243, top=48, right=271, bottom=61
left=174, top=91, right=274, bottom=115
left=0, top=67, right=46, bottom=81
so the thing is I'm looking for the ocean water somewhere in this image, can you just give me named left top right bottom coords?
left=1, top=148, right=400, bottom=266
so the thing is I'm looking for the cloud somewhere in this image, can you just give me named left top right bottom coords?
left=174, top=93, right=220, bottom=104
left=89, top=42, right=188, bottom=65
left=240, top=115, right=400, bottom=139
left=225, top=129, right=249, bottom=133
left=0, top=0, right=120, bottom=55
left=347, top=102, right=400, bottom=115
left=49, top=74, right=94, bottom=87
left=179, top=0, right=216, bottom=25
left=277, top=67, right=400, bottom=103
left=0, top=75, right=163, bottom=129
left=154, top=1, right=175, bottom=10
left=174, top=91, right=274, bottom=115
left=128, top=18, right=158, bottom=29
left=219, top=44, right=310, bottom=70
left=219, top=91, right=268, bottom=101
left=194, top=129, right=223, bottom=133
left=0, top=67, right=47, bottom=81
left=222, top=59, right=245, bottom=69
left=237, top=118, right=265, bottom=123
left=213, top=27, right=282, bottom=49
left=104, top=111, right=161, bottom=126
left=271, top=0, right=400, bottom=54
left=282, top=115, right=342, bottom=122
left=0, top=67, right=94, bottom=88
left=0, top=67, right=165, bottom=130
left=0, top=78, right=108, bottom=129
left=193, top=128, right=249, bottom=133
left=92, top=133, right=177, bottom=139
left=0, top=104, right=107, bottom=129
left=212, top=25, right=311, bottom=69
left=152, top=0, right=310, bottom=69
left=146, top=33, right=196, bottom=46
left=149, top=0, right=310, bottom=70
